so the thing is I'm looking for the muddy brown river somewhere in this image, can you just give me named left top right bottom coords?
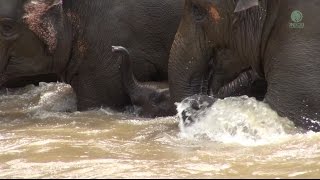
left=0, top=82, right=320, bottom=178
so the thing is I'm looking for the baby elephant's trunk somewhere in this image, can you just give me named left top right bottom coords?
left=112, top=46, right=176, bottom=118
left=112, top=46, right=139, bottom=95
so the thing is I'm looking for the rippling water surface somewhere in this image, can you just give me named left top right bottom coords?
left=1, top=82, right=320, bottom=178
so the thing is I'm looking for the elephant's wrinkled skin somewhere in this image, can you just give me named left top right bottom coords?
left=0, top=0, right=183, bottom=111
left=112, top=46, right=175, bottom=118
left=168, top=0, right=320, bottom=131
left=116, top=44, right=266, bottom=118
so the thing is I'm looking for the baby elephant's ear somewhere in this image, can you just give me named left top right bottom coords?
left=234, top=0, right=259, bottom=12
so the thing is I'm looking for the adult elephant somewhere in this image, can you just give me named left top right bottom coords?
left=0, top=0, right=183, bottom=111
left=168, top=0, right=320, bottom=131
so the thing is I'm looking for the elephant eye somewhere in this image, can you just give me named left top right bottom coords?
left=191, top=3, right=207, bottom=21
left=0, top=18, right=19, bottom=40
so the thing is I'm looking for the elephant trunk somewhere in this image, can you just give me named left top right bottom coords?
left=168, top=27, right=212, bottom=104
left=112, top=46, right=140, bottom=97
left=112, top=46, right=175, bottom=117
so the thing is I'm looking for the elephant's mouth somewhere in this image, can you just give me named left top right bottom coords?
left=217, top=69, right=257, bottom=97
left=203, top=67, right=260, bottom=99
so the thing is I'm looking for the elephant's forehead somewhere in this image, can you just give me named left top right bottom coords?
left=0, top=0, right=24, bottom=19
left=209, top=4, right=221, bottom=23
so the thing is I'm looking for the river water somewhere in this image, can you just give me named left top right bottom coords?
left=0, top=82, right=319, bottom=178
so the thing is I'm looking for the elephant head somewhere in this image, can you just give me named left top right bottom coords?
left=169, top=0, right=263, bottom=102
left=169, top=0, right=320, bottom=131
left=0, top=0, right=71, bottom=87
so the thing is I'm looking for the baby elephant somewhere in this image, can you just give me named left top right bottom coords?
left=112, top=46, right=176, bottom=118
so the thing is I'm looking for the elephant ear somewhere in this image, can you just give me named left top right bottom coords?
left=234, top=0, right=259, bottom=12
left=23, top=0, right=64, bottom=53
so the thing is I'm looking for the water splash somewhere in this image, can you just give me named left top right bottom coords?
left=176, top=96, right=299, bottom=146
left=1, top=83, right=320, bottom=178
left=0, top=82, right=77, bottom=113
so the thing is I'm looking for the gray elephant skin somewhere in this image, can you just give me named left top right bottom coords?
left=167, top=0, right=320, bottom=131
left=0, top=0, right=183, bottom=111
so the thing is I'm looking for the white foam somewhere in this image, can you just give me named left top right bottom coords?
left=176, top=96, right=299, bottom=146
left=25, top=82, right=77, bottom=113
left=0, top=82, right=77, bottom=116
